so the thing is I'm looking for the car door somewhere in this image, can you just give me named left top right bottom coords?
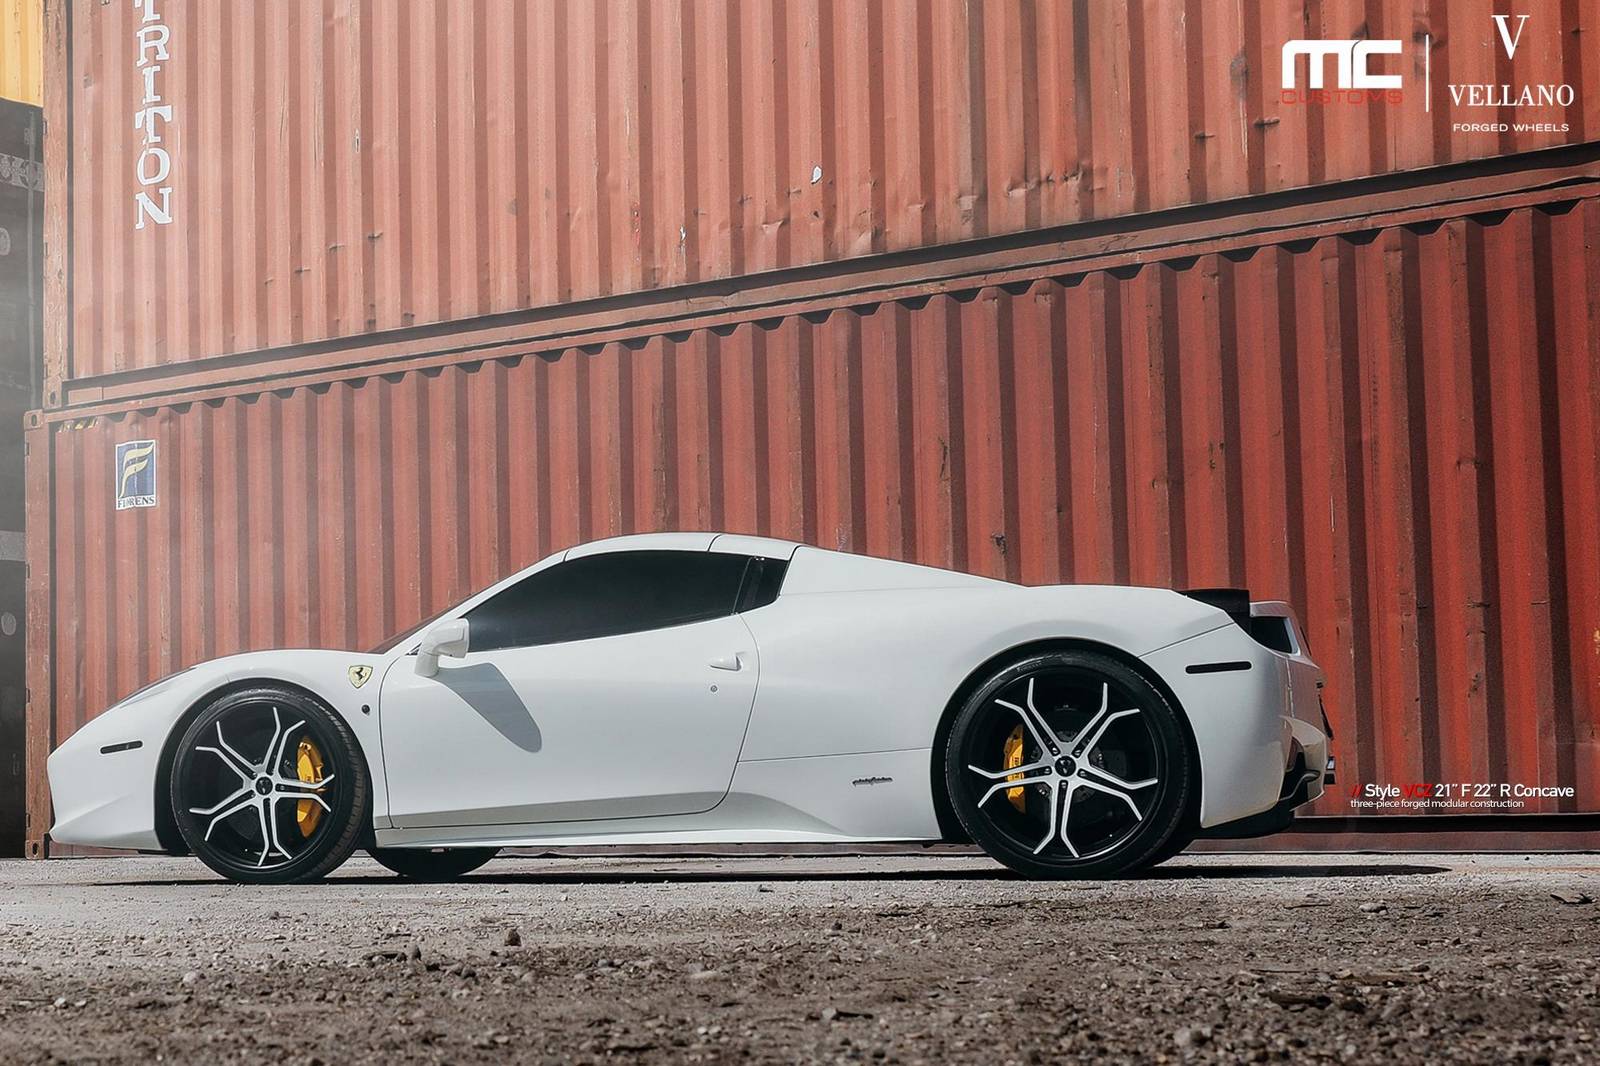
left=379, top=549, right=760, bottom=828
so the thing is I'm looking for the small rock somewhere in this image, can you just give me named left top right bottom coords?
left=757, top=885, right=774, bottom=893
left=502, top=928, right=521, bottom=947
left=1550, top=892, right=1593, bottom=905
left=180, top=971, right=201, bottom=987
left=688, top=969, right=722, bottom=982
left=1175, top=1025, right=1212, bottom=1047
left=821, top=1007, right=839, bottom=1023
left=1359, top=902, right=1387, bottom=914
left=407, top=944, right=422, bottom=961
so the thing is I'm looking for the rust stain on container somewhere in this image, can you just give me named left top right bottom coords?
left=26, top=192, right=1600, bottom=852
left=49, top=0, right=1600, bottom=399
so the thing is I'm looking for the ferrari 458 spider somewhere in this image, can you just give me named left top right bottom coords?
left=48, top=532, right=1332, bottom=884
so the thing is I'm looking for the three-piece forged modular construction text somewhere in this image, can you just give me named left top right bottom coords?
left=48, top=532, right=1333, bottom=884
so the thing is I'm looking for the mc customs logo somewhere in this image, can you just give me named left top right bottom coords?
left=115, top=440, right=158, bottom=511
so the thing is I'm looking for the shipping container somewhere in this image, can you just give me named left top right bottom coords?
left=25, top=183, right=1600, bottom=855
left=44, top=0, right=1600, bottom=406
left=0, top=0, right=42, bottom=106
left=0, top=97, right=40, bottom=856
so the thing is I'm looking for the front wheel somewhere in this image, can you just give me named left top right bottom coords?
left=170, top=686, right=370, bottom=885
left=944, top=650, right=1193, bottom=879
left=368, top=847, right=500, bottom=881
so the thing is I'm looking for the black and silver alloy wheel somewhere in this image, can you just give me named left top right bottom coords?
left=171, top=686, right=369, bottom=885
left=946, top=650, right=1192, bottom=879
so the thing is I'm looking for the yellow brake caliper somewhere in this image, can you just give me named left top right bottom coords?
left=295, top=737, right=326, bottom=836
left=1003, top=724, right=1026, bottom=811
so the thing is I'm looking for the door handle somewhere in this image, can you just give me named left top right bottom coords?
left=708, top=653, right=743, bottom=672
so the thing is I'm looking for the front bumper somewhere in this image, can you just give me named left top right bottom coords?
left=47, top=705, right=168, bottom=851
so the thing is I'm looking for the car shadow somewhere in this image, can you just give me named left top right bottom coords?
left=437, top=662, right=542, bottom=752
left=93, top=860, right=1450, bottom=888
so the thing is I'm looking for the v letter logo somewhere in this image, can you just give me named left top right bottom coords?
left=1492, top=14, right=1529, bottom=60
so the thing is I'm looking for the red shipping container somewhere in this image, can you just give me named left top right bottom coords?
left=43, top=0, right=1600, bottom=405
left=26, top=186, right=1600, bottom=855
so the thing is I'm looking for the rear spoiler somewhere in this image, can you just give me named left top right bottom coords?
left=1180, top=587, right=1251, bottom=628
left=1184, top=588, right=1312, bottom=661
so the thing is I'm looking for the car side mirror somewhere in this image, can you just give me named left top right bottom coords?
left=415, top=618, right=470, bottom=678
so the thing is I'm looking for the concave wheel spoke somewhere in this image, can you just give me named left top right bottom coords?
left=1079, top=763, right=1157, bottom=793
left=1078, top=775, right=1145, bottom=821
left=253, top=801, right=273, bottom=867
left=1072, top=703, right=1141, bottom=760
left=1032, top=781, right=1062, bottom=856
left=970, top=760, right=1052, bottom=809
left=975, top=771, right=1049, bottom=809
left=994, top=677, right=1062, bottom=757
left=269, top=771, right=336, bottom=793
left=213, top=720, right=258, bottom=776
left=265, top=797, right=295, bottom=862
left=1056, top=782, right=1085, bottom=858
left=195, top=745, right=253, bottom=784
left=283, top=790, right=331, bottom=814
left=200, top=796, right=258, bottom=842
left=966, top=761, right=1050, bottom=782
left=189, top=785, right=252, bottom=817
left=260, top=708, right=309, bottom=779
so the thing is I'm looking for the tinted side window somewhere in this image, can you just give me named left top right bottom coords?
left=466, top=550, right=749, bottom=652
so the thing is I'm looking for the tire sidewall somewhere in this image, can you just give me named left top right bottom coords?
left=944, top=650, right=1192, bottom=879
left=170, top=686, right=369, bottom=885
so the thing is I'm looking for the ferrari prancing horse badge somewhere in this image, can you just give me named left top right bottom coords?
left=348, top=664, right=373, bottom=689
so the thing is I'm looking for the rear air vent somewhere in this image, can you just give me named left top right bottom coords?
left=1248, top=616, right=1296, bottom=654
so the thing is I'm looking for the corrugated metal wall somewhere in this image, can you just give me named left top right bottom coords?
left=0, top=0, right=42, bottom=106
left=55, top=0, right=1600, bottom=389
left=29, top=192, right=1600, bottom=844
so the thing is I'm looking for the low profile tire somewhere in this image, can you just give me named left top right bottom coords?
left=945, top=650, right=1193, bottom=879
left=1145, top=829, right=1194, bottom=868
left=368, top=847, right=501, bottom=881
left=170, top=686, right=370, bottom=885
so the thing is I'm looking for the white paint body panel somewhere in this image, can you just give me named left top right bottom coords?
left=47, top=651, right=392, bottom=850
left=47, top=534, right=1327, bottom=854
left=379, top=613, right=759, bottom=827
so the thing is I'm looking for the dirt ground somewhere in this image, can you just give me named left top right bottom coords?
left=0, top=851, right=1596, bottom=1064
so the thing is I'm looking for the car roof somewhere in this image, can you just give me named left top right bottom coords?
left=564, top=531, right=804, bottom=560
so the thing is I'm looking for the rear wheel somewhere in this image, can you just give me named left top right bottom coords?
left=170, top=686, right=369, bottom=885
left=368, top=847, right=500, bottom=881
left=944, top=650, right=1192, bottom=879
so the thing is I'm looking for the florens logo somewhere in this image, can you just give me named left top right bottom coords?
left=1280, top=38, right=1404, bottom=105
left=115, top=440, right=158, bottom=511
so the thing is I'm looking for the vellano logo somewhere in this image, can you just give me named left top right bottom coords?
left=1447, top=13, right=1574, bottom=133
left=1280, top=39, right=1404, bottom=105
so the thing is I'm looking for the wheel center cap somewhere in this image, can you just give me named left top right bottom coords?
left=254, top=777, right=273, bottom=796
left=1055, top=755, right=1078, bottom=777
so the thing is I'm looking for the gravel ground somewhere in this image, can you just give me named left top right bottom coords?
left=0, top=851, right=1597, bottom=1064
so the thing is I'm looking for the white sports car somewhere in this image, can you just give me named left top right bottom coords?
left=47, top=532, right=1332, bottom=884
